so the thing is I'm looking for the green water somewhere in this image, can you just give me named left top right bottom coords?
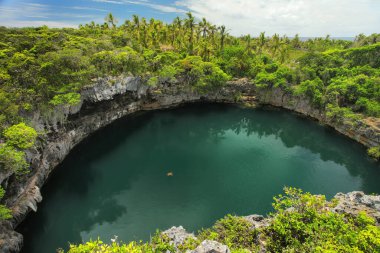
left=18, top=104, right=380, bottom=253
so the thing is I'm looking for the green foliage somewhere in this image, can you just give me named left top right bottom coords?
left=0, top=187, right=12, bottom=221
left=150, top=231, right=176, bottom=252
left=158, top=65, right=179, bottom=83
left=367, top=146, right=380, bottom=160
left=264, top=187, right=380, bottom=253
left=3, top=123, right=38, bottom=149
left=49, top=93, right=81, bottom=106
left=0, top=144, right=28, bottom=173
left=91, top=47, right=144, bottom=75
left=175, top=56, right=230, bottom=91
left=326, top=104, right=361, bottom=124
left=0, top=123, right=36, bottom=174
left=294, top=78, right=323, bottom=106
left=254, top=65, right=293, bottom=91
left=63, top=239, right=155, bottom=253
left=199, top=214, right=258, bottom=251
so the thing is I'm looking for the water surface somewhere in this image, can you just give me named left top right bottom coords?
left=18, top=104, right=380, bottom=253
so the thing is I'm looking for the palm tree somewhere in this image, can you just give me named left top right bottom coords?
left=105, top=13, right=118, bottom=28
left=278, top=44, right=289, bottom=63
left=271, top=33, right=281, bottom=56
left=209, top=25, right=217, bottom=46
left=219, top=25, right=227, bottom=51
left=140, top=18, right=148, bottom=47
left=185, top=12, right=196, bottom=54
left=199, top=18, right=209, bottom=38
left=132, top=15, right=140, bottom=29
left=292, top=34, right=301, bottom=49
left=101, top=22, right=109, bottom=30
left=257, top=32, right=266, bottom=54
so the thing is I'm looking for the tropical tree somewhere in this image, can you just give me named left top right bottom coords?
left=105, top=13, right=118, bottom=28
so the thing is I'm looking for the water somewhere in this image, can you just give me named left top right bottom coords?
left=18, top=104, right=380, bottom=253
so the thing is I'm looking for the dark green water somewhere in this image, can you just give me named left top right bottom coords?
left=18, top=104, right=380, bottom=253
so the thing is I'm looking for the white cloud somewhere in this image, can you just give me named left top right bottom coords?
left=92, top=0, right=186, bottom=13
left=92, top=0, right=125, bottom=4
left=176, top=0, right=380, bottom=37
left=0, top=2, right=104, bottom=28
left=70, top=6, right=108, bottom=12
left=1, top=20, right=78, bottom=28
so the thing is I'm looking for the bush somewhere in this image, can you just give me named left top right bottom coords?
left=199, top=215, right=258, bottom=250
left=0, top=144, right=28, bottom=173
left=367, top=146, right=380, bottom=160
left=264, top=187, right=380, bottom=253
left=62, top=239, right=154, bottom=253
left=3, top=122, right=37, bottom=149
left=326, top=104, right=361, bottom=124
left=0, top=187, right=12, bottom=221
left=49, top=93, right=81, bottom=106
left=175, top=56, right=230, bottom=91
left=294, top=78, right=324, bottom=106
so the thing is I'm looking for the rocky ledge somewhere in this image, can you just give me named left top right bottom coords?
left=0, top=76, right=379, bottom=252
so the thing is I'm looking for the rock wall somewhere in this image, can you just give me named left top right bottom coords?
left=0, top=76, right=378, bottom=252
left=256, top=87, right=380, bottom=148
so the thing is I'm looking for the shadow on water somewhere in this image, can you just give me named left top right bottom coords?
left=17, top=103, right=380, bottom=253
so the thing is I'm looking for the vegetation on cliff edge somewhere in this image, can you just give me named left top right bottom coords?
left=61, top=188, right=380, bottom=253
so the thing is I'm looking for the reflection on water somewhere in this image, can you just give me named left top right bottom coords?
left=18, top=103, right=380, bottom=253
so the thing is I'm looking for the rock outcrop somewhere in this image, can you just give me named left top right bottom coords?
left=191, top=240, right=230, bottom=253
left=333, top=191, right=380, bottom=224
left=0, top=76, right=379, bottom=252
left=162, top=226, right=197, bottom=250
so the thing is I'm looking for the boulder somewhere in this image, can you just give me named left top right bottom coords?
left=191, top=240, right=230, bottom=253
left=162, top=226, right=197, bottom=249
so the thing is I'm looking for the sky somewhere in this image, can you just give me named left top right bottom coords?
left=0, top=0, right=379, bottom=37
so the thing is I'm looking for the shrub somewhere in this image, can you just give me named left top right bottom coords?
left=49, top=93, right=81, bottom=106
left=264, top=187, right=380, bottom=253
left=0, top=144, right=28, bottom=173
left=0, top=187, right=12, bottom=221
left=367, top=146, right=380, bottom=160
left=3, top=122, right=37, bottom=149
left=198, top=214, right=258, bottom=250
left=175, top=56, right=230, bottom=91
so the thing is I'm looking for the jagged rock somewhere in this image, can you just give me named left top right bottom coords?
left=243, top=214, right=270, bottom=230
left=162, top=226, right=197, bottom=249
left=0, top=222, right=23, bottom=253
left=243, top=215, right=269, bottom=253
left=333, top=191, right=380, bottom=224
left=191, top=240, right=230, bottom=253
left=81, top=76, right=149, bottom=102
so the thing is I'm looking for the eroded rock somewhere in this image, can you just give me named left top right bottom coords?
left=333, top=191, right=380, bottom=224
left=191, top=240, right=230, bottom=253
left=162, top=226, right=197, bottom=250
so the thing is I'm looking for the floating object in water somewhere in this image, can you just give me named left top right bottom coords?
left=111, top=235, right=118, bottom=243
left=167, top=172, right=173, bottom=177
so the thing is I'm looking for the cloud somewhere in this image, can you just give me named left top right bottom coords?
left=70, top=6, right=108, bottom=12
left=0, top=2, right=105, bottom=28
left=176, top=0, right=380, bottom=36
left=92, top=0, right=125, bottom=4
left=1, top=20, right=78, bottom=28
left=92, top=0, right=186, bottom=13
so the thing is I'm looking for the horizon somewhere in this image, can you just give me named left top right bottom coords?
left=0, top=0, right=379, bottom=37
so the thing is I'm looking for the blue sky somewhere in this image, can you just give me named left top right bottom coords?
left=0, top=0, right=379, bottom=37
